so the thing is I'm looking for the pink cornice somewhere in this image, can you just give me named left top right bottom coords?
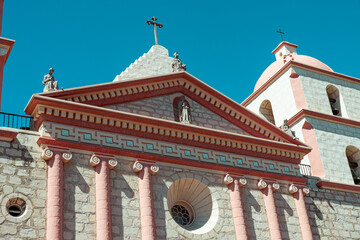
left=36, top=137, right=308, bottom=184
left=272, top=41, right=298, bottom=54
left=287, top=109, right=360, bottom=129
left=0, top=129, right=17, bottom=141
left=317, top=181, right=360, bottom=193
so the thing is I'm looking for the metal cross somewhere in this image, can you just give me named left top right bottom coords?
left=146, top=16, right=163, bottom=45
left=276, top=28, right=285, bottom=41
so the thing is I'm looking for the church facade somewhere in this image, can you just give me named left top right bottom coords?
left=1, top=3, right=360, bottom=240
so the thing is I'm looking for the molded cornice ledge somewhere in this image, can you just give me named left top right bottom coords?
left=0, top=128, right=18, bottom=141
left=316, top=180, right=360, bottom=193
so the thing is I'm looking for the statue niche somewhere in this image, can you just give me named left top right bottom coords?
left=173, top=96, right=192, bottom=124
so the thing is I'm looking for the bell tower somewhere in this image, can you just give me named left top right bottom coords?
left=0, top=0, right=15, bottom=111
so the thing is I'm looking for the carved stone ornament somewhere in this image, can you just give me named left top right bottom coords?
left=108, top=159, right=118, bottom=169
left=272, top=183, right=280, bottom=191
left=62, top=152, right=72, bottom=163
left=41, top=147, right=54, bottom=161
left=150, top=164, right=159, bottom=175
left=239, top=177, right=247, bottom=186
left=133, top=161, right=144, bottom=173
left=289, top=184, right=299, bottom=194
left=224, top=174, right=234, bottom=185
left=90, top=154, right=101, bottom=167
left=172, top=52, right=187, bottom=72
left=42, top=68, right=59, bottom=92
left=281, top=119, right=298, bottom=140
left=302, top=187, right=310, bottom=195
left=258, top=179, right=268, bottom=190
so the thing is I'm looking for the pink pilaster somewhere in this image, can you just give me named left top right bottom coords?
left=133, top=161, right=159, bottom=240
left=258, top=179, right=282, bottom=240
left=42, top=148, right=72, bottom=240
left=289, top=184, right=313, bottom=240
left=90, top=154, right=117, bottom=240
left=224, top=174, right=248, bottom=240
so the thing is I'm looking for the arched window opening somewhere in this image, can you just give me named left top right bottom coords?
left=346, top=146, right=360, bottom=185
left=326, top=85, right=342, bottom=116
left=259, top=100, right=275, bottom=124
left=173, top=96, right=191, bottom=123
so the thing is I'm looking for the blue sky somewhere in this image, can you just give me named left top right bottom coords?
left=2, top=0, right=360, bottom=115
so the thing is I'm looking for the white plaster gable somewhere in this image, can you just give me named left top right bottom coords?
left=113, top=45, right=174, bottom=82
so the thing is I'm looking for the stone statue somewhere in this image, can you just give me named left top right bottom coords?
left=172, top=52, right=186, bottom=72
left=178, top=96, right=191, bottom=124
left=42, top=68, right=59, bottom=92
left=281, top=119, right=298, bottom=140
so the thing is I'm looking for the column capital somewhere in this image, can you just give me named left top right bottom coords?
left=258, top=179, right=280, bottom=191
left=41, top=147, right=72, bottom=163
left=133, top=161, right=159, bottom=175
left=289, top=184, right=310, bottom=195
left=90, top=154, right=117, bottom=169
left=224, top=173, right=247, bottom=186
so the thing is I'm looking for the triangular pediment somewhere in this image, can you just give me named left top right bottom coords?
left=28, top=72, right=307, bottom=146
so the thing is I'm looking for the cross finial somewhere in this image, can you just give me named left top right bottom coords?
left=276, top=28, right=285, bottom=41
left=146, top=16, right=163, bottom=45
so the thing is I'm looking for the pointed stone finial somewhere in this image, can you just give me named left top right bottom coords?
left=172, top=52, right=186, bottom=72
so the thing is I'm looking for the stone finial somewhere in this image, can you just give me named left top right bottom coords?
left=224, top=174, right=234, bottom=185
left=150, top=164, right=159, bottom=175
left=289, top=184, right=299, bottom=194
left=108, top=159, right=118, bottom=169
left=272, top=183, right=280, bottom=191
left=90, top=154, right=101, bottom=167
left=281, top=119, right=298, bottom=140
left=302, top=187, right=310, bottom=195
left=133, top=161, right=144, bottom=173
left=42, top=147, right=54, bottom=160
left=258, top=179, right=268, bottom=190
left=172, top=52, right=187, bottom=72
left=42, top=68, right=59, bottom=92
left=61, top=151, right=72, bottom=163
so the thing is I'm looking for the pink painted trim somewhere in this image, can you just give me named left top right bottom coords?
left=317, top=180, right=360, bottom=193
left=293, top=189, right=313, bottom=240
left=138, top=165, right=156, bottom=240
left=272, top=42, right=298, bottom=54
left=289, top=69, right=307, bottom=110
left=301, top=121, right=325, bottom=177
left=46, top=152, right=63, bottom=240
left=228, top=179, right=248, bottom=240
left=0, top=129, right=17, bottom=141
left=95, top=160, right=112, bottom=240
left=262, top=184, right=282, bottom=240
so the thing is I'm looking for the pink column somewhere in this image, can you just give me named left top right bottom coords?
left=289, top=184, right=313, bottom=240
left=90, top=154, right=117, bottom=240
left=133, top=161, right=159, bottom=240
left=224, top=174, right=248, bottom=240
left=258, top=179, right=282, bottom=240
left=42, top=148, right=72, bottom=240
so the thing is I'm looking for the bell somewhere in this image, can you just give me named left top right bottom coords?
left=329, top=98, right=340, bottom=115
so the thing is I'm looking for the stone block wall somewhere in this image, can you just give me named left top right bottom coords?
left=306, top=179, right=360, bottom=240
left=0, top=130, right=46, bottom=239
left=297, top=67, right=360, bottom=121
left=105, top=93, right=249, bottom=135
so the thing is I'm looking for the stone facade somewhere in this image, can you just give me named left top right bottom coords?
left=105, top=93, right=249, bottom=135
left=0, top=130, right=46, bottom=239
